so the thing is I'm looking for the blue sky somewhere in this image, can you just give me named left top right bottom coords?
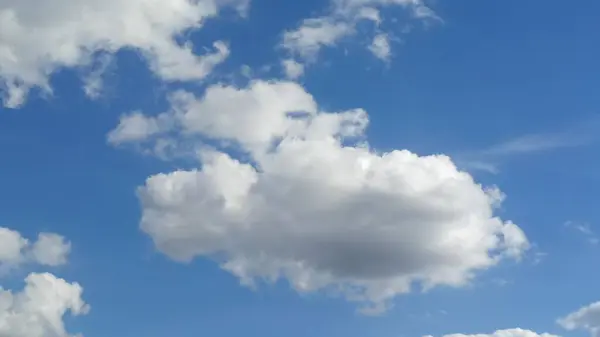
left=1, top=1, right=600, bottom=337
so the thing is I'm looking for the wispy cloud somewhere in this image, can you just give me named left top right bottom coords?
left=481, top=132, right=591, bottom=157
left=455, top=115, right=600, bottom=173
left=564, top=221, right=599, bottom=245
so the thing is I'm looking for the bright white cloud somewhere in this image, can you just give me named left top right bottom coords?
left=122, top=80, right=529, bottom=313
left=427, top=328, right=561, bottom=337
left=0, top=227, right=70, bottom=273
left=281, top=0, right=436, bottom=66
left=558, top=301, right=600, bottom=337
left=109, top=81, right=319, bottom=154
left=0, top=0, right=247, bottom=107
left=0, top=272, right=89, bottom=337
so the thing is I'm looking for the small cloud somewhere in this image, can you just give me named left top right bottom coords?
left=369, top=33, right=392, bottom=62
left=491, top=278, right=512, bottom=287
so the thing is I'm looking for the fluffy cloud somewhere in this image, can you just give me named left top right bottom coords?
left=0, top=227, right=70, bottom=273
left=558, top=301, right=600, bottom=337
left=0, top=0, right=247, bottom=107
left=109, top=80, right=319, bottom=154
left=281, top=0, right=436, bottom=66
left=427, top=329, right=560, bottom=337
left=0, top=272, right=89, bottom=337
left=118, top=80, right=530, bottom=313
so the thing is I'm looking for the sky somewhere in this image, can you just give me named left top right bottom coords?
left=1, top=0, right=600, bottom=337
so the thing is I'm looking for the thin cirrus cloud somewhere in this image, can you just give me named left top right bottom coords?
left=456, top=116, right=600, bottom=174
left=0, top=0, right=248, bottom=108
left=111, top=80, right=530, bottom=314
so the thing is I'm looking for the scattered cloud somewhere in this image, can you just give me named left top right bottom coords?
left=124, top=80, right=530, bottom=314
left=281, top=0, right=437, bottom=70
left=0, top=227, right=71, bottom=274
left=0, top=273, right=89, bottom=337
left=558, top=301, right=600, bottom=337
left=0, top=0, right=248, bottom=107
left=0, top=228, right=86, bottom=337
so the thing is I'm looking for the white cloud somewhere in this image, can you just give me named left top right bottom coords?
left=558, top=301, right=600, bottom=337
left=0, top=228, right=28, bottom=266
left=427, top=328, right=560, bottom=337
left=0, top=272, right=89, bottom=337
left=282, top=59, right=305, bottom=79
left=283, top=18, right=354, bottom=60
left=107, top=111, right=169, bottom=145
left=0, top=0, right=247, bottom=107
left=0, top=227, right=70, bottom=273
left=108, top=81, right=319, bottom=155
left=369, top=33, right=392, bottom=61
left=124, top=80, right=529, bottom=313
left=281, top=0, right=436, bottom=65
left=30, top=233, right=72, bottom=267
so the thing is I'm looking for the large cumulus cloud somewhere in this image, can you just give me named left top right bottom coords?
left=111, top=80, right=530, bottom=313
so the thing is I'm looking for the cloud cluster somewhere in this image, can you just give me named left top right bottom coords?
left=0, top=0, right=248, bottom=107
left=110, top=80, right=529, bottom=313
left=0, top=227, right=71, bottom=273
left=281, top=0, right=437, bottom=72
left=0, top=227, right=87, bottom=337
